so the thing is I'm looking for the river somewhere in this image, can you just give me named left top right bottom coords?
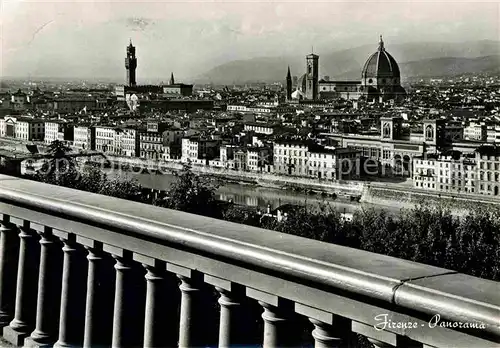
left=103, top=169, right=403, bottom=216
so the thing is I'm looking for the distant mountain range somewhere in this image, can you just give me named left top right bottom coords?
left=195, top=40, right=500, bottom=84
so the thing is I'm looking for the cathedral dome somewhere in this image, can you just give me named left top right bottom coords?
left=362, top=36, right=400, bottom=79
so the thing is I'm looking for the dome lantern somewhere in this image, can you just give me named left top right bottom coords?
left=379, top=35, right=384, bottom=51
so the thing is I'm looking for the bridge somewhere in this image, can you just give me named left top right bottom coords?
left=0, top=175, right=498, bottom=348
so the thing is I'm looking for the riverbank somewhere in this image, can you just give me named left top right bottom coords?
left=102, top=155, right=500, bottom=211
left=362, top=183, right=500, bottom=211
left=103, top=155, right=364, bottom=197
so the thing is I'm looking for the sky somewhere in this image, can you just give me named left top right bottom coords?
left=1, top=0, right=499, bottom=82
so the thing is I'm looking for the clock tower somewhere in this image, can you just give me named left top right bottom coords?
left=125, top=40, right=137, bottom=87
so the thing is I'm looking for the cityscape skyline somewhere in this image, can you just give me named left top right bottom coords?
left=1, top=0, right=499, bottom=81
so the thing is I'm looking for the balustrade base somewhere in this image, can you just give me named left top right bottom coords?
left=24, top=336, right=54, bottom=348
left=0, top=314, right=11, bottom=329
left=3, top=325, right=32, bottom=346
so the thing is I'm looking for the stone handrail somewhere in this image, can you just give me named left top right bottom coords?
left=0, top=174, right=498, bottom=348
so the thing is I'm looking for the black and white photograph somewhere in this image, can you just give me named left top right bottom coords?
left=0, top=0, right=499, bottom=347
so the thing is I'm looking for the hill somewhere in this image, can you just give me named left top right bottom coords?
left=195, top=40, right=500, bottom=84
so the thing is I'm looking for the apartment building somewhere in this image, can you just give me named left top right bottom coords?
left=244, top=122, right=277, bottom=135
left=74, top=126, right=91, bottom=150
left=247, top=147, right=272, bottom=172
left=464, top=123, right=487, bottom=141
left=44, top=121, right=69, bottom=144
left=93, top=126, right=139, bottom=157
left=17, top=118, right=45, bottom=141
left=181, top=137, right=219, bottom=164
left=93, top=126, right=116, bottom=154
left=119, top=128, right=140, bottom=158
left=307, top=146, right=361, bottom=180
left=273, top=140, right=310, bottom=176
left=413, top=146, right=500, bottom=196
left=0, top=116, right=44, bottom=141
left=475, top=146, right=500, bottom=196
left=140, top=132, right=164, bottom=160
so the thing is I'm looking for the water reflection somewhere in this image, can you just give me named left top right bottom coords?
left=103, top=169, right=399, bottom=215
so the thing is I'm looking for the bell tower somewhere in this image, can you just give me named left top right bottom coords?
left=305, top=53, right=319, bottom=100
left=286, top=66, right=292, bottom=101
left=125, top=40, right=137, bottom=87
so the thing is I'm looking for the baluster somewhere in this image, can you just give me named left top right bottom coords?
left=296, top=303, right=351, bottom=348
left=25, top=227, right=63, bottom=347
left=111, top=251, right=145, bottom=348
left=176, top=270, right=204, bottom=348
left=143, top=261, right=176, bottom=348
left=54, top=234, right=87, bottom=348
left=3, top=221, right=40, bottom=346
left=259, top=301, right=292, bottom=348
left=310, top=318, right=345, bottom=348
left=83, top=241, right=115, bottom=348
left=205, top=275, right=247, bottom=348
left=216, top=287, right=242, bottom=348
left=0, top=220, right=20, bottom=328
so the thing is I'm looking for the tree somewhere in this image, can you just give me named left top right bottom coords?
left=36, top=140, right=79, bottom=187
left=262, top=202, right=357, bottom=247
left=99, top=176, right=145, bottom=202
left=155, top=161, right=221, bottom=218
left=222, top=205, right=262, bottom=227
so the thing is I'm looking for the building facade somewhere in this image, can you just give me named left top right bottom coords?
left=93, top=126, right=116, bottom=154
left=247, top=147, right=272, bottom=172
left=140, top=132, right=164, bottom=160
left=0, top=117, right=44, bottom=141
left=244, top=123, right=276, bottom=135
left=273, top=140, right=310, bottom=176
left=163, top=84, right=193, bottom=97
left=464, top=123, right=487, bottom=141
left=44, top=121, right=66, bottom=144
left=413, top=146, right=500, bottom=196
left=74, top=126, right=91, bottom=150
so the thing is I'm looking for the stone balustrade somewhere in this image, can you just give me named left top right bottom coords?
left=0, top=174, right=498, bottom=348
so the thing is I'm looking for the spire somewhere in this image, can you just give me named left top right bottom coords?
left=379, top=35, right=384, bottom=51
left=170, top=72, right=175, bottom=85
left=286, top=66, right=291, bottom=79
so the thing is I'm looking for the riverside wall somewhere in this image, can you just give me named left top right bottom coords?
left=362, top=183, right=500, bottom=211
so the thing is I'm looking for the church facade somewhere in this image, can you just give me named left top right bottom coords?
left=288, top=36, right=406, bottom=102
